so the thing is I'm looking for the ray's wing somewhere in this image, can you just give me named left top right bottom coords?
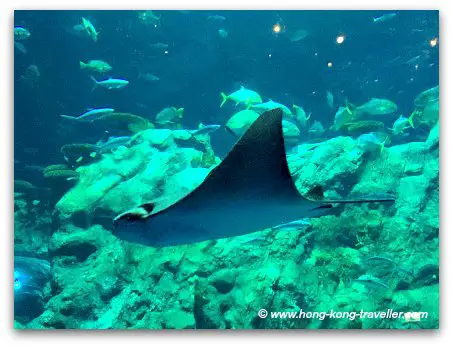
left=117, top=109, right=305, bottom=221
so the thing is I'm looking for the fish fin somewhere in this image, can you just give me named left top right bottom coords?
left=408, top=112, right=416, bottom=128
left=379, top=137, right=388, bottom=154
left=89, top=76, right=98, bottom=91
left=345, top=98, right=357, bottom=114
left=90, top=152, right=97, bottom=158
left=177, top=108, right=184, bottom=118
left=306, top=112, right=311, bottom=120
left=98, top=130, right=110, bottom=144
left=224, top=125, right=238, bottom=137
left=79, top=61, right=86, bottom=69
left=59, top=115, right=77, bottom=120
left=220, top=92, right=228, bottom=107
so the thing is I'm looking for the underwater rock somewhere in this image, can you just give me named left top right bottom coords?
left=54, top=127, right=217, bottom=225
left=44, top=169, right=79, bottom=180
left=340, top=120, right=386, bottom=134
left=23, top=120, right=439, bottom=329
left=209, top=269, right=236, bottom=294
left=289, top=136, right=364, bottom=196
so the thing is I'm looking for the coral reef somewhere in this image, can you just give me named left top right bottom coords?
left=14, top=123, right=439, bottom=329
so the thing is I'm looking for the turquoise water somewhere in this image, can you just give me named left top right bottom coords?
left=14, top=10, right=439, bottom=329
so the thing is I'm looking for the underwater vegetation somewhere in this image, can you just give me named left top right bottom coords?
left=14, top=10, right=439, bottom=329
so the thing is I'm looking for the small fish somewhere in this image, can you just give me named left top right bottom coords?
left=138, top=72, right=160, bottom=82
left=405, top=55, right=422, bottom=65
left=290, top=29, right=308, bottom=42
left=95, top=135, right=132, bottom=155
left=282, top=119, right=301, bottom=138
left=14, top=27, right=31, bottom=41
left=23, top=148, right=39, bottom=154
left=271, top=219, right=311, bottom=231
left=354, top=274, right=389, bottom=289
left=326, top=90, right=334, bottom=109
left=218, top=29, right=228, bottom=39
left=59, top=108, right=114, bottom=122
left=138, top=11, right=161, bottom=27
left=239, top=235, right=269, bottom=246
left=356, top=98, right=397, bottom=116
left=189, top=123, right=222, bottom=136
left=220, top=86, right=262, bottom=108
left=332, top=100, right=357, bottom=130
left=81, top=17, right=99, bottom=42
left=372, top=12, right=397, bottom=24
left=292, top=104, right=311, bottom=129
left=364, top=255, right=413, bottom=276
left=155, top=107, right=184, bottom=126
left=32, top=200, right=40, bottom=206
left=250, top=100, right=292, bottom=117
left=19, top=64, right=40, bottom=86
left=69, top=23, right=91, bottom=39
left=24, top=64, right=40, bottom=77
left=90, top=76, right=129, bottom=90
left=14, top=41, right=27, bottom=54
left=23, top=165, right=44, bottom=172
left=207, top=15, right=226, bottom=23
left=80, top=60, right=112, bottom=73
left=390, top=115, right=415, bottom=135
left=149, top=42, right=169, bottom=50
left=414, top=85, right=439, bottom=108
left=356, top=132, right=388, bottom=154
left=225, top=110, right=260, bottom=136
left=308, top=121, right=325, bottom=134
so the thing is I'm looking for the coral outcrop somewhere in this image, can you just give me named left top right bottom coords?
left=15, top=123, right=439, bottom=329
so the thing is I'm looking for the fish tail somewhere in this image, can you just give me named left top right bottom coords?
left=220, top=92, right=228, bottom=107
left=345, top=97, right=354, bottom=115
left=322, top=195, right=396, bottom=204
left=59, top=115, right=77, bottom=120
left=380, top=136, right=388, bottom=154
left=89, top=75, right=98, bottom=91
left=408, top=111, right=416, bottom=128
left=79, top=61, right=86, bottom=69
